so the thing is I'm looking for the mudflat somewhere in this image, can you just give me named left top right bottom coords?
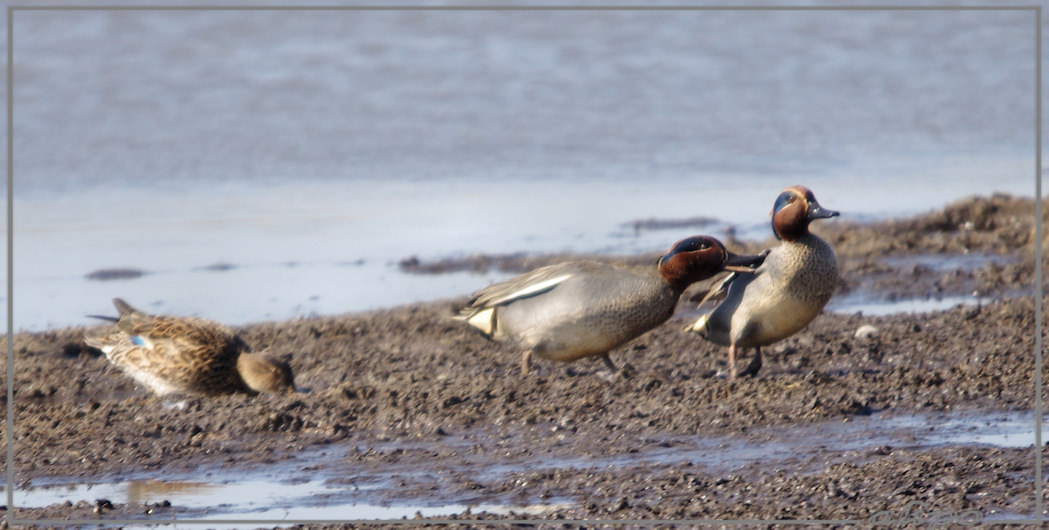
left=5, top=194, right=1045, bottom=526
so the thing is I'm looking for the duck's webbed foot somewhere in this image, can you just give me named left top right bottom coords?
left=595, top=353, right=631, bottom=383
left=737, top=346, right=763, bottom=378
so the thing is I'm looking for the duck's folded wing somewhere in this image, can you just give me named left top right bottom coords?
left=457, top=263, right=584, bottom=337
left=462, top=263, right=583, bottom=310
left=694, top=269, right=762, bottom=308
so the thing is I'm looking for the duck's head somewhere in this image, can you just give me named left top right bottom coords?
left=658, top=235, right=763, bottom=291
left=770, top=186, right=839, bottom=241
left=237, top=353, right=297, bottom=395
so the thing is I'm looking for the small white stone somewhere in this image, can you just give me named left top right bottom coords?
left=854, top=324, right=879, bottom=340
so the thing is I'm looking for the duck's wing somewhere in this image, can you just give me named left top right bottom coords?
left=110, top=298, right=236, bottom=353
left=455, top=262, right=607, bottom=338
left=694, top=268, right=763, bottom=308
left=461, top=262, right=591, bottom=312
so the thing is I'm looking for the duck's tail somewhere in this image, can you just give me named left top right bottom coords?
left=454, top=307, right=496, bottom=338
left=85, top=297, right=139, bottom=322
left=112, top=297, right=138, bottom=316
left=685, top=313, right=710, bottom=335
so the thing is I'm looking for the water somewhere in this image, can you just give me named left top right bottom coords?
left=9, top=8, right=1037, bottom=331
left=13, top=410, right=1042, bottom=522
left=825, top=252, right=1023, bottom=315
left=827, top=293, right=991, bottom=316
left=880, top=253, right=1020, bottom=274
left=14, top=476, right=569, bottom=522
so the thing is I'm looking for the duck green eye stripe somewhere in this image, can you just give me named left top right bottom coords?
left=773, top=191, right=794, bottom=213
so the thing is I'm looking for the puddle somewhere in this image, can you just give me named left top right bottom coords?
left=523, top=410, right=1043, bottom=476
left=827, top=292, right=992, bottom=316
left=885, top=411, right=1041, bottom=448
left=14, top=410, right=1040, bottom=522
left=825, top=252, right=1025, bottom=316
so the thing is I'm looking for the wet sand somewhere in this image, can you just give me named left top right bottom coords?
left=4, top=194, right=1047, bottom=527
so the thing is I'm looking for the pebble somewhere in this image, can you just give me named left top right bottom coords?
left=854, top=324, right=879, bottom=340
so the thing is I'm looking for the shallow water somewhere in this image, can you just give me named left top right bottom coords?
left=15, top=476, right=569, bottom=523
left=880, top=253, right=1020, bottom=274
left=14, top=409, right=1043, bottom=521
left=826, top=252, right=1024, bottom=316
left=826, top=292, right=992, bottom=317
left=9, top=8, right=1036, bottom=331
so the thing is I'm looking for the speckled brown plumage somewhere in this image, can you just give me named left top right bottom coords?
left=84, top=298, right=294, bottom=397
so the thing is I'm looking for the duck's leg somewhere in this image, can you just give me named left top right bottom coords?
left=594, top=352, right=624, bottom=383
left=520, top=351, right=532, bottom=376
left=727, top=344, right=739, bottom=379
left=739, top=346, right=763, bottom=377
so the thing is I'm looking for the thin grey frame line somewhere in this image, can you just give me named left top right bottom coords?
left=6, top=4, right=1045, bottom=11
left=5, top=3, right=14, bottom=520
left=12, top=517, right=873, bottom=525
left=4, top=3, right=1042, bottom=527
left=1034, top=4, right=1044, bottom=527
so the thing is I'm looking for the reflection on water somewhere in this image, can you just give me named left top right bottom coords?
left=125, top=479, right=221, bottom=507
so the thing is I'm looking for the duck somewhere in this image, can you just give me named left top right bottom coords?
left=689, top=186, right=839, bottom=378
left=84, top=298, right=296, bottom=397
left=457, top=235, right=765, bottom=376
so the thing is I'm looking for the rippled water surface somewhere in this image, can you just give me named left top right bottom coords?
left=9, top=8, right=1036, bottom=330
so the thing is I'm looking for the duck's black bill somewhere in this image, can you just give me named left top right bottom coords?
left=724, top=251, right=767, bottom=271
left=808, top=204, right=840, bottom=219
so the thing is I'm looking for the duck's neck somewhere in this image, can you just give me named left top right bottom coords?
left=659, top=266, right=702, bottom=294
left=776, top=222, right=811, bottom=242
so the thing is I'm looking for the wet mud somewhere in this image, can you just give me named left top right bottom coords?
left=5, top=194, right=1048, bottom=527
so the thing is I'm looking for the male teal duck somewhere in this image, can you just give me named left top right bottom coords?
left=458, top=235, right=765, bottom=376
left=85, top=298, right=295, bottom=397
left=689, top=186, right=839, bottom=378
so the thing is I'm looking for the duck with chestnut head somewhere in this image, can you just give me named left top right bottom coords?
left=689, top=186, right=839, bottom=378
left=85, top=298, right=296, bottom=397
left=458, top=235, right=765, bottom=376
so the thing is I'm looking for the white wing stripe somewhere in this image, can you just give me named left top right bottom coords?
left=487, top=274, right=572, bottom=306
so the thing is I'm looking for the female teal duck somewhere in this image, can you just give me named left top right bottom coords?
left=689, top=186, right=839, bottom=378
left=458, top=235, right=764, bottom=376
left=85, top=298, right=295, bottom=397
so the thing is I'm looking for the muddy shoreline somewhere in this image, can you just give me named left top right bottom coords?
left=4, top=193, right=1047, bottom=526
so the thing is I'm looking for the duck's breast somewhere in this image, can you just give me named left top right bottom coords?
left=731, top=236, right=837, bottom=347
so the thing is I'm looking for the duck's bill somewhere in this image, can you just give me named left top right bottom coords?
left=809, top=204, right=840, bottom=219
left=724, top=251, right=767, bottom=271
left=723, top=265, right=758, bottom=273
